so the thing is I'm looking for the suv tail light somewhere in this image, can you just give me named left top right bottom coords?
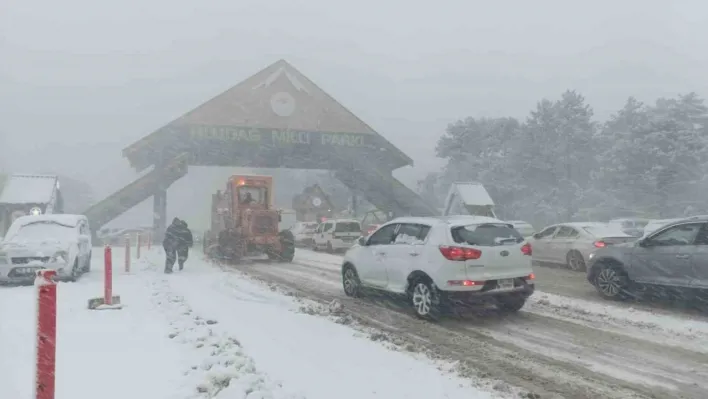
left=439, top=245, right=482, bottom=261
left=521, top=243, right=532, bottom=256
left=593, top=241, right=606, bottom=248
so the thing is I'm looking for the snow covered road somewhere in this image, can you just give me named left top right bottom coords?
left=218, top=248, right=708, bottom=399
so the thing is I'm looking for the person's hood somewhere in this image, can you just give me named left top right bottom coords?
left=172, top=217, right=180, bottom=226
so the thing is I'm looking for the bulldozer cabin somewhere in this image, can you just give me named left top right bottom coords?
left=203, top=175, right=295, bottom=263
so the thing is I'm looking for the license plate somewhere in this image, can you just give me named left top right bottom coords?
left=498, top=279, right=514, bottom=289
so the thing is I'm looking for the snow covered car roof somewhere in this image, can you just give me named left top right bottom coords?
left=0, top=174, right=59, bottom=205
left=8, top=214, right=85, bottom=230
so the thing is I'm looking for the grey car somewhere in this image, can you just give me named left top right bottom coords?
left=586, top=216, right=708, bottom=300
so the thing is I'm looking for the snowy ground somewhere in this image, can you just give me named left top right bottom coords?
left=226, top=248, right=708, bottom=399
left=0, top=247, right=513, bottom=399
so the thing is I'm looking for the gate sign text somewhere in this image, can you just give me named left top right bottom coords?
left=189, top=126, right=368, bottom=148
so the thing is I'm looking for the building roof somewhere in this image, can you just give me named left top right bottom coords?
left=451, top=182, right=494, bottom=206
left=123, top=59, right=413, bottom=171
left=0, top=174, right=58, bottom=205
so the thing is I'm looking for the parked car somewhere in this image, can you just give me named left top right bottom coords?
left=0, top=214, right=92, bottom=284
left=587, top=215, right=708, bottom=300
left=506, top=220, right=535, bottom=238
left=529, top=222, right=635, bottom=271
left=291, top=222, right=318, bottom=247
left=312, top=219, right=362, bottom=252
left=341, top=216, right=535, bottom=320
left=608, top=218, right=650, bottom=238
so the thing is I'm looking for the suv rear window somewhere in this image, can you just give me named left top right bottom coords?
left=451, top=223, right=524, bottom=246
left=334, top=222, right=361, bottom=233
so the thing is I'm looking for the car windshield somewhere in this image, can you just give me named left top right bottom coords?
left=451, top=223, right=524, bottom=246
left=8, top=222, right=74, bottom=243
left=334, top=222, right=361, bottom=233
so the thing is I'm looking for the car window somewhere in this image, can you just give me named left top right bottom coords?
left=566, top=227, right=579, bottom=238
left=649, top=223, right=703, bottom=246
left=554, top=226, right=574, bottom=239
left=451, top=223, right=524, bottom=246
left=323, top=223, right=333, bottom=232
left=535, top=226, right=557, bottom=239
left=334, top=222, right=360, bottom=233
left=368, top=224, right=399, bottom=246
left=394, top=223, right=431, bottom=244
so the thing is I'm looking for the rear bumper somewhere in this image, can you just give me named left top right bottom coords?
left=440, top=280, right=535, bottom=304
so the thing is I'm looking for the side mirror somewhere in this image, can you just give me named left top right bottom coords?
left=278, top=214, right=282, bottom=222
left=358, top=236, right=367, bottom=246
left=638, top=238, right=650, bottom=247
left=532, top=233, right=540, bottom=239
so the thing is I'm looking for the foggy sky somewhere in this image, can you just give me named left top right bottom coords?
left=2, top=0, right=708, bottom=228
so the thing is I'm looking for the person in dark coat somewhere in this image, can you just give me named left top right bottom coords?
left=163, top=218, right=193, bottom=273
left=176, top=219, right=193, bottom=270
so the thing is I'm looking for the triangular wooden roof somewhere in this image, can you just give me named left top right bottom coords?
left=172, top=59, right=377, bottom=134
left=123, top=59, right=413, bottom=171
left=293, top=184, right=335, bottom=210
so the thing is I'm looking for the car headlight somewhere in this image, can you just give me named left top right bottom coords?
left=50, top=251, right=69, bottom=264
left=588, top=252, right=595, bottom=260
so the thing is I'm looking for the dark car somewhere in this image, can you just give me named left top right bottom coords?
left=587, top=216, right=708, bottom=300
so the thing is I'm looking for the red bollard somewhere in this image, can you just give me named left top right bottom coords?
left=104, top=246, right=113, bottom=306
left=125, top=236, right=130, bottom=273
left=34, top=269, right=57, bottom=399
left=87, top=245, right=121, bottom=310
left=136, top=233, right=141, bottom=259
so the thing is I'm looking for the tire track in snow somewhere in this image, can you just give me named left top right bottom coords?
left=288, top=252, right=708, bottom=397
left=216, top=255, right=672, bottom=399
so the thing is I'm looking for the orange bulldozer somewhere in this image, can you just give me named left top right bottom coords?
left=203, top=175, right=295, bottom=263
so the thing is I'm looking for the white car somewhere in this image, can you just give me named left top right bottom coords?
left=291, top=222, right=319, bottom=247
left=312, top=219, right=362, bottom=252
left=0, top=214, right=92, bottom=284
left=341, top=216, right=535, bottom=320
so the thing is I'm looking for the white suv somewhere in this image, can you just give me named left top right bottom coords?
left=341, top=216, right=535, bottom=319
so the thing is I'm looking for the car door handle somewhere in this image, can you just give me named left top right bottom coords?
left=409, top=252, right=419, bottom=257
left=676, top=254, right=690, bottom=259
left=376, top=252, right=386, bottom=256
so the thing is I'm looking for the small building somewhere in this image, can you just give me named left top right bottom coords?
left=292, top=184, right=335, bottom=223
left=442, top=182, right=497, bottom=218
left=0, top=174, right=64, bottom=236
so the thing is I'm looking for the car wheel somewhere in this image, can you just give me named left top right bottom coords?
left=594, top=263, right=629, bottom=300
left=497, top=294, right=527, bottom=312
left=67, top=259, right=81, bottom=282
left=326, top=241, right=334, bottom=253
left=566, top=251, right=586, bottom=271
left=311, top=242, right=318, bottom=252
left=83, top=252, right=92, bottom=273
left=342, top=265, right=361, bottom=297
left=409, top=279, right=440, bottom=320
